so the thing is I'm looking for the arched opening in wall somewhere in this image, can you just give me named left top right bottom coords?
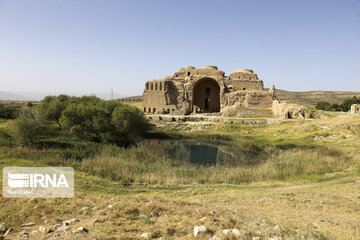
left=153, top=108, right=156, bottom=113
left=155, top=82, right=158, bottom=90
left=159, top=82, right=162, bottom=91
left=148, top=108, right=151, bottom=113
left=143, top=107, right=146, bottom=112
left=151, top=83, right=153, bottom=90
left=192, top=77, right=220, bottom=113
left=146, top=82, right=149, bottom=90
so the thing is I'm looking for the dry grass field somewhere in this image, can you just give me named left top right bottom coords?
left=0, top=112, right=360, bottom=239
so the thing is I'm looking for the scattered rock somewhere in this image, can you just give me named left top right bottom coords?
left=77, top=227, right=88, bottom=233
left=273, top=225, right=281, bottom=231
left=18, top=231, right=29, bottom=238
left=208, top=211, right=216, bottom=214
left=209, top=235, right=220, bottom=240
left=38, top=226, right=50, bottom=234
left=62, top=218, right=79, bottom=226
left=140, top=232, right=150, bottom=238
left=81, top=206, right=90, bottom=211
left=194, top=225, right=207, bottom=237
left=199, top=217, right=207, bottom=222
left=21, top=223, right=35, bottom=228
left=222, top=229, right=231, bottom=236
left=0, top=223, right=5, bottom=233
left=93, top=219, right=99, bottom=223
left=232, top=228, right=241, bottom=237
left=73, top=227, right=88, bottom=233
left=57, top=226, right=70, bottom=232
left=107, top=205, right=113, bottom=209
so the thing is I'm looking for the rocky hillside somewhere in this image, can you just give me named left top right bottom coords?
left=273, top=89, right=360, bottom=105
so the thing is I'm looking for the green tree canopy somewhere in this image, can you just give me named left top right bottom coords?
left=38, top=95, right=71, bottom=127
left=315, top=101, right=331, bottom=111
left=60, top=97, right=149, bottom=146
left=340, top=96, right=360, bottom=111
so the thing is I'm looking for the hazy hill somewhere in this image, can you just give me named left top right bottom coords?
left=0, top=91, right=127, bottom=101
left=274, top=89, right=360, bottom=105
left=0, top=91, right=34, bottom=101
left=118, top=89, right=360, bottom=106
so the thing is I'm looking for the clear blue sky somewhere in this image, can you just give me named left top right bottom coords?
left=0, top=0, right=359, bottom=96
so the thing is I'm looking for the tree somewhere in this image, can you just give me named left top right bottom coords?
left=328, top=103, right=341, bottom=111
left=60, top=97, right=149, bottom=146
left=340, top=96, right=360, bottom=112
left=315, top=101, right=331, bottom=111
left=110, top=104, right=149, bottom=146
left=38, top=95, right=70, bottom=127
left=61, top=101, right=101, bottom=141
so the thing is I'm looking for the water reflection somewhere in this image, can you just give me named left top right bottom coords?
left=140, top=139, right=266, bottom=166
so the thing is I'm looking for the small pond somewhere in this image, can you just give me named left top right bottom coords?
left=140, top=139, right=267, bottom=166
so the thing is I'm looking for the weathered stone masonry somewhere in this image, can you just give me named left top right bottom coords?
left=142, top=66, right=275, bottom=115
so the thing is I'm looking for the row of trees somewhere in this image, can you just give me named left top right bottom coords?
left=9, top=95, right=149, bottom=147
left=315, top=96, right=360, bottom=112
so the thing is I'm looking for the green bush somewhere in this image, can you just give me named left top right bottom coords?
left=10, top=118, right=42, bottom=145
left=315, top=101, right=331, bottom=110
left=0, top=105, right=18, bottom=119
left=60, top=97, right=149, bottom=147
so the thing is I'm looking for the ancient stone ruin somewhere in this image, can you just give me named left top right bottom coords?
left=351, top=104, right=360, bottom=114
left=142, top=66, right=275, bottom=115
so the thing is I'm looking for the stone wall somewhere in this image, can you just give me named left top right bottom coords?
left=245, top=91, right=274, bottom=109
left=351, top=104, right=360, bottom=114
left=272, top=100, right=314, bottom=119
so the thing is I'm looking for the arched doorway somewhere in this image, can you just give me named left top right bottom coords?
left=192, top=78, right=220, bottom=113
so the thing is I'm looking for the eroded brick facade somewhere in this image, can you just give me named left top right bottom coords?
left=142, top=66, right=275, bottom=115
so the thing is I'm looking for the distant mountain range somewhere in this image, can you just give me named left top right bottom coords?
left=0, top=91, right=128, bottom=101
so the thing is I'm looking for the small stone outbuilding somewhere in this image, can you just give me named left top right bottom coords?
left=351, top=104, right=360, bottom=114
left=142, top=66, right=275, bottom=115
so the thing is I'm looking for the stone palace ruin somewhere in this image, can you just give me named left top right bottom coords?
left=142, top=66, right=276, bottom=115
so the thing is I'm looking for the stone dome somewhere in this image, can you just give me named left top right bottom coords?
left=201, top=65, right=218, bottom=70
left=234, top=69, right=254, bottom=73
left=186, top=66, right=195, bottom=69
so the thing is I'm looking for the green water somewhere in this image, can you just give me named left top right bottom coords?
left=140, top=139, right=266, bottom=166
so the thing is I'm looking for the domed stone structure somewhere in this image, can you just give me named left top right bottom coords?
left=142, top=66, right=275, bottom=115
